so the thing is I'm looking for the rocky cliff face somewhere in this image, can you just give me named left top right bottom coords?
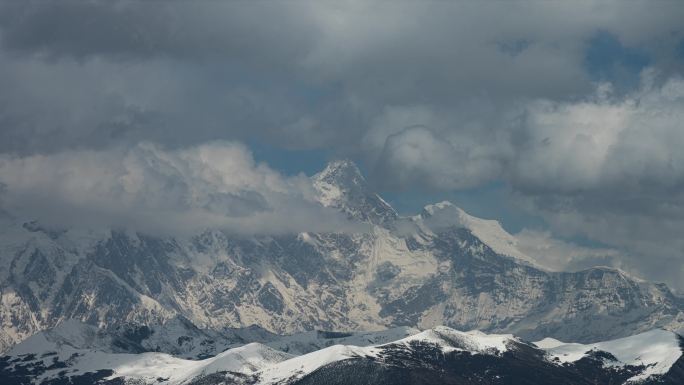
left=1, top=161, right=682, bottom=353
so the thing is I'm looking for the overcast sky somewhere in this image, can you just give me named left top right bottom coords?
left=1, top=1, right=684, bottom=291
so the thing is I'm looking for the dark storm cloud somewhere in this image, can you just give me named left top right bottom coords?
left=0, top=1, right=314, bottom=62
left=0, top=1, right=326, bottom=154
left=7, top=0, right=684, bottom=156
left=1, top=1, right=684, bottom=288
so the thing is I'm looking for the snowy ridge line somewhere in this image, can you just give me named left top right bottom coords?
left=535, top=329, right=683, bottom=383
left=256, top=325, right=516, bottom=384
left=378, top=326, right=515, bottom=354
left=4, top=323, right=681, bottom=385
left=418, top=201, right=545, bottom=268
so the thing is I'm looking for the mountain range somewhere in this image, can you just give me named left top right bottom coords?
left=2, top=320, right=682, bottom=384
left=1, top=159, right=683, bottom=357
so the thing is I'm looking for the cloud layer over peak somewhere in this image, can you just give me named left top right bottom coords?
left=0, top=142, right=360, bottom=236
left=0, top=1, right=684, bottom=288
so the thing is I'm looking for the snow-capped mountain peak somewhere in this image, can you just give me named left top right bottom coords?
left=1, top=160, right=683, bottom=358
left=419, top=201, right=540, bottom=266
left=391, top=326, right=515, bottom=355
left=314, top=160, right=366, bottom=188
left=312, top=159, right=397, bottom=223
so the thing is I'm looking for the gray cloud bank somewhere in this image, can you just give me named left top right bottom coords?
left=0, top=1, right=684, bottom=289
left=2, top=1, right=683, bottom=155
left=0, top=142, right=360, bottom=236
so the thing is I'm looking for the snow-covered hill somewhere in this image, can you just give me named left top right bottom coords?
left=4, top=338, right=292, bottom=384
left=7, top=318, right=419, bottom=360
left=7, top=316, right=249, bottom=360
left=535, top=329, right=683, bottom=383
left=0, top=160, right=683, bottom=354
left=2, top=324, right=682, bottom=385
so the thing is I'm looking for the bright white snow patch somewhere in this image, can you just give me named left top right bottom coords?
left=257, top=344, right=379, bottom=384
left=11, top=341, right=292, bottom=385
left=311, top=160, right=354, bottom=207
left=536, top=329, right=682, bottom=383
left=391, top=326, right=513, bottom=355
left=111, top=342, right=292, bottom=383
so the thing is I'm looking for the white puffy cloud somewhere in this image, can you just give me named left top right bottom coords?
left=0, top=142, right=360, bottom=236
left=512, top=74, right=684, bottom=193
left=508, top=74, right=684, bottom=290
left=513, top=74, right=684, bottom=215
left=371, top=124, right=502, bottom=190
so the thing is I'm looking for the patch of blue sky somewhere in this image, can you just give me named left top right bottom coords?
left=584, top=30, right=650, bottom=90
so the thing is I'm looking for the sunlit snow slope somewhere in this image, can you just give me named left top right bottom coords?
left=1, top=323, right=682, bottom=385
